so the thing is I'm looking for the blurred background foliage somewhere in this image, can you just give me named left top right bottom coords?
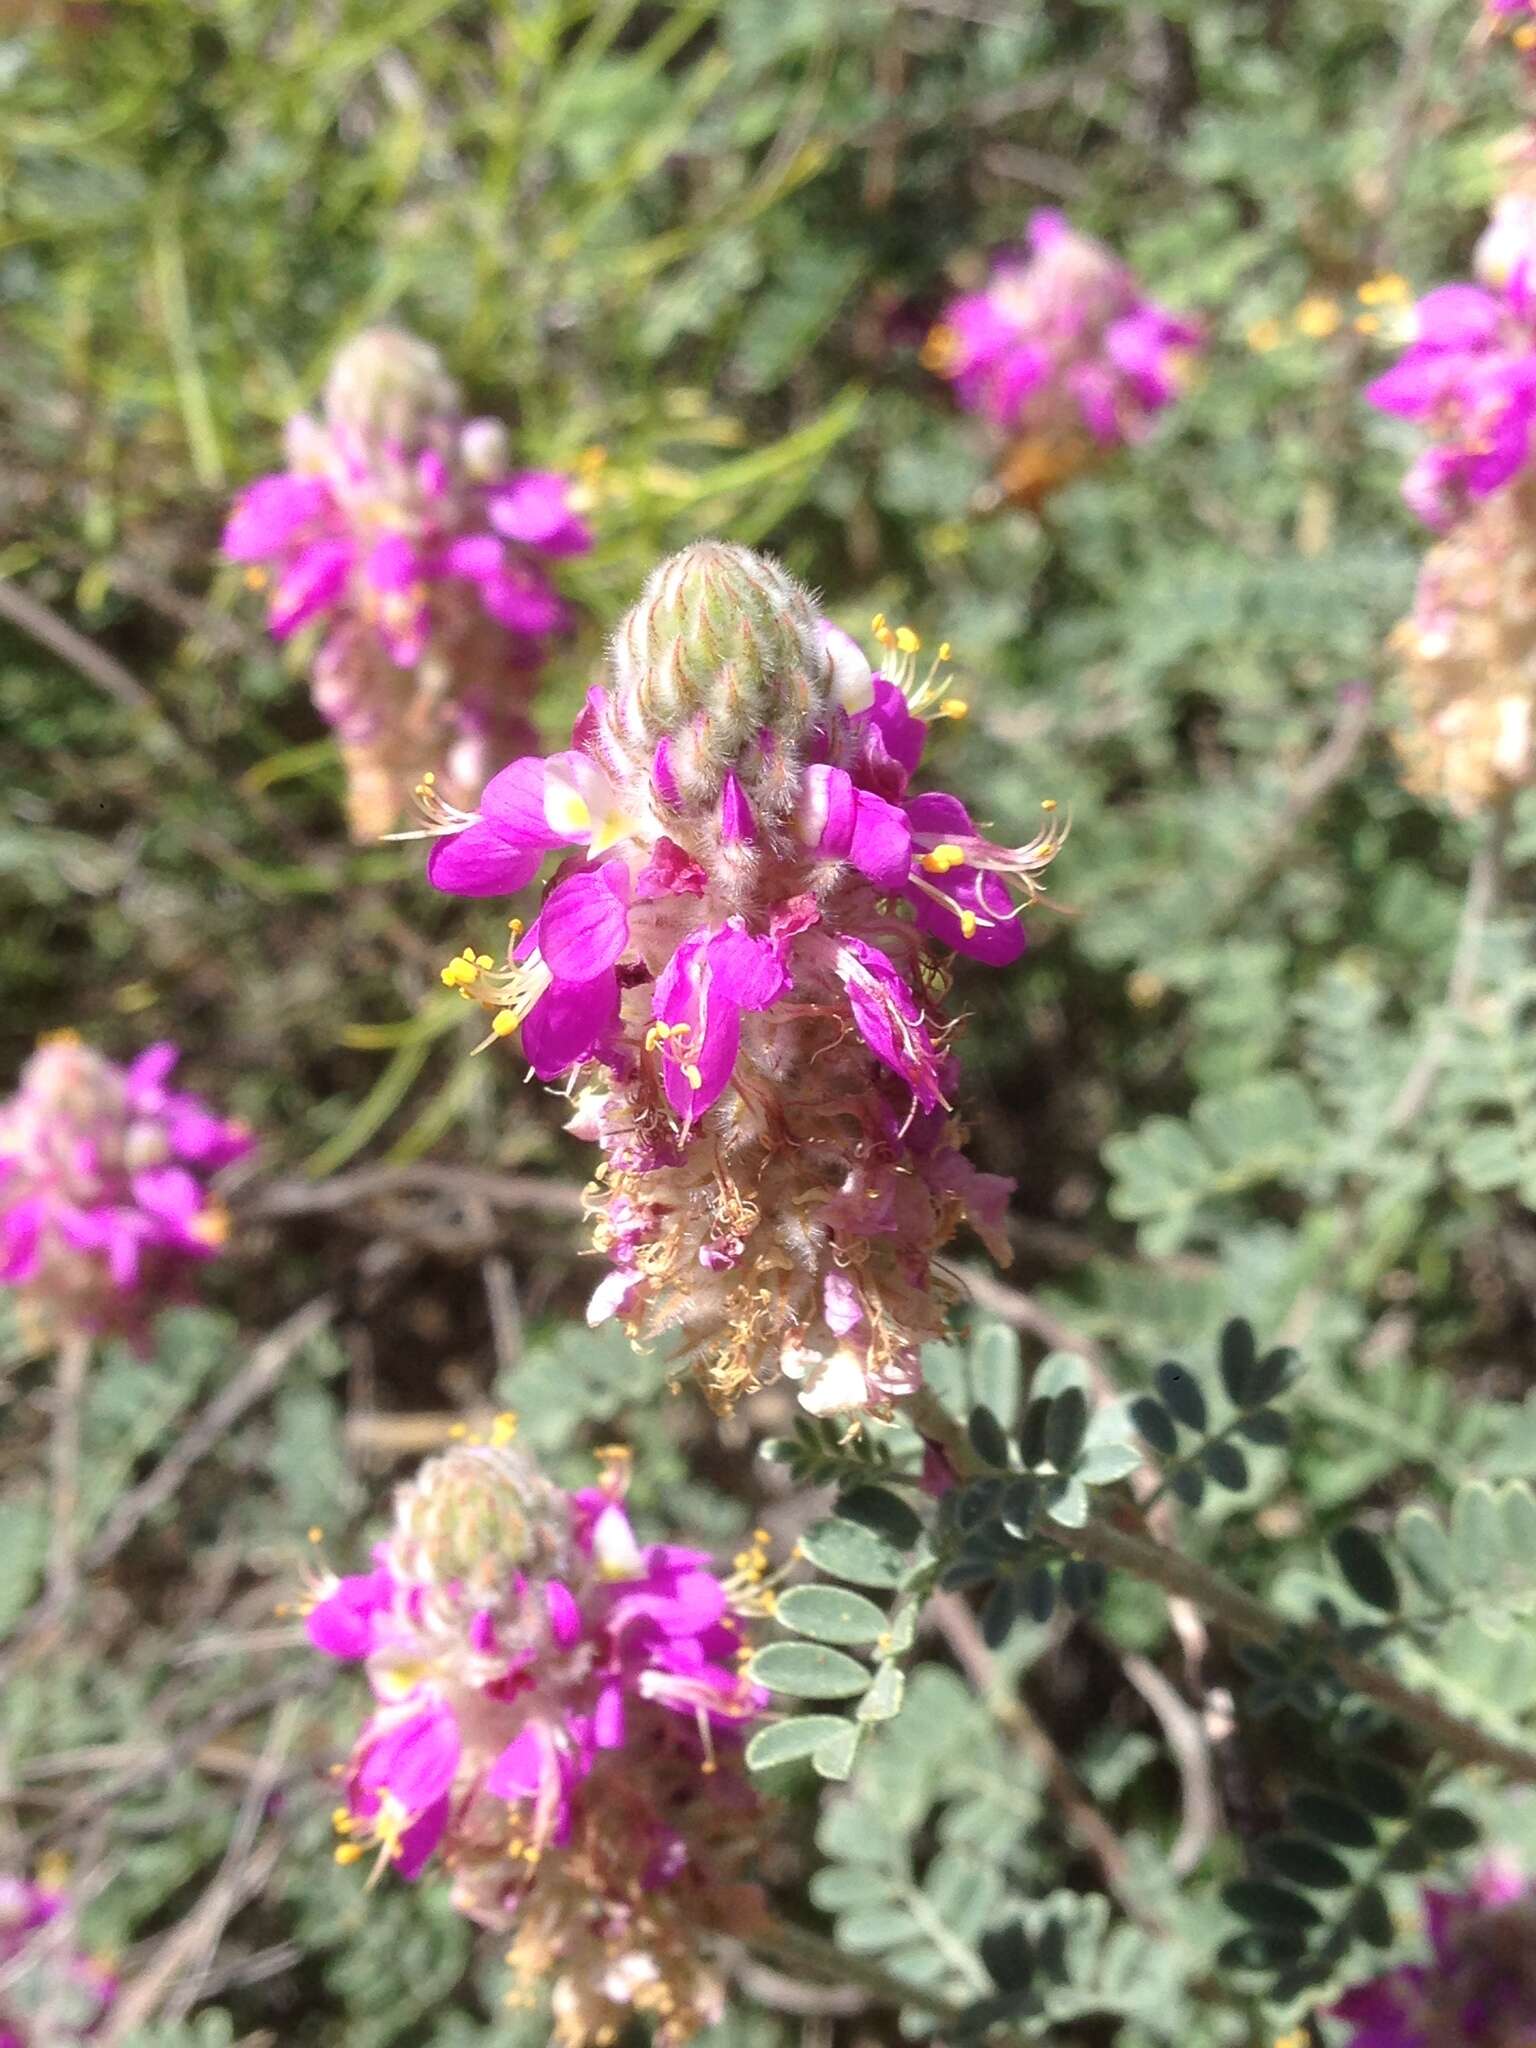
left=7, top=0, right=1536, bottom=2041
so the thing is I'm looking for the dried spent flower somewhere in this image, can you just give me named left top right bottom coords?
left=0, top=1036, right=252, bottom=1348
left=1390, top=469, right=1536, bottom=814
left=224, top=327, right=591, bottom=839
left=421, top=540, right=1061, bottom=1417
left=307, top=1438, right=771, bottom=2048
left=922, top=210, right=1202, bottom=506
left=0, top=1875, right=117, bottom=2046
left=1332, top=1857, right=1536, bottom=2046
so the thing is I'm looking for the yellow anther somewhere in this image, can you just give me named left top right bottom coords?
left=334, top=1843, right=366, bottom=1866
left=683, top=1063, right=704, bottom=1089
left=895, top=625, right=921, bottom=654
left=1246, top=317, right=1283, bottom=354
left=490, top=1411, right=519, bottom=1447
left=1294, top=294, right=1341, bottom=338
left=1358, top=273, right=1409, bottom=307
left=475, top=953, right=494, bottom=970
left=243, top=566, right=268, bottom=591
left=422, top=771, right=436, bottom=786
left=938, top=641, right=952, bottom=661
left=919, top=843, right=966, bottom=875
left=332, top=1807, right=353, bottom=1830
left=1354, top=313, right=1381, bottom=335
left=507, top=918, right=523, bottom=938
left=959, top=910, right=978, bottom=939
left=490, top=1011, right=516, bottom=1038
left=938, top=698, right=968, bottom=719
left=1518, top=19, right=1536, bottom=46
left=1041, top=797, right=1058, bottom=812
left=448, top=1422, right=468, bottom=1439
left=870, top=612, right=886, bottom=634
left=308, top=1526, right=324, bottom=1544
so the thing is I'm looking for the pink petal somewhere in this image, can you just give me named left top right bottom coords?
left=426, top=822, right=542, bottom=897
left=536, top=867, right=631, bottom=982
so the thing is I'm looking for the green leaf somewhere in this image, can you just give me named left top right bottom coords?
left=1130, top=1396, right=1179, bottom=1456
left=810, top=1866, right=902, bottom=1911
left=1045, top=1386, right=1089, bottom=1471
left=1236, top=1408, right=1290, bottom=1447
left=1345, top=1760, right=1412, bottom=1819
left=1417, top=1806, right=1481, bottom=1852
left=1248, top=1346, right=1300, bottom=1405
left=1354, top=1885, right=1396, bottom=1948
left=1224, top=1880, right=1323, bottom=1931
left=1331, top=1526, right=1401, bottom=1613
left=981, top=1580, right=1017, bottom=1648
left=837, top=1484, right=923, bottom=1550
left=799, top=1515, right=905, bottom=1589
left=750, top=1642, right=871, bottom=1700
left=776, top=1584, right=889, bottom=1645
left=1202, top=1440, right=1249, bottom=1490
left=813, top=1719, right=861, bottom=1781
left=745, top=1714, right=854, bottom=1772
left=1258, top=1836, right=1353, bottom=1891
left=856, top=1660, right=906, bottom=1724
left=1218, top=1318, right=1258, bottom=1406
left=1044, top=1476, right=1090, bottom=1529
left=968, top=1405, right=1012, bottom=1470
left=1076, top=1437, right=1144, bottom=1484
left=1289, top=1792, right=1377, bottom=1849
left=1156, top=1361, right=1208, bottom=1432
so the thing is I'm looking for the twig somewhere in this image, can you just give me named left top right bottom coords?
left=101, top=1835, right=284, bottom=2044
left=81, top=1293, right=337, bottom=1573
left=0, top=576, right=159, bottom=718
left=1387, top=801, right=1510, bottom=1131
left=930, top=1591, right=1160, bottom=1927
left=906, top=1388, right=1536, bottom=1787
left=46, top=1333, right=91, bottom=1612
left=747, top=1918, right=968, bottom=2021
left=1117, top=1650, right=1220, bottom=1877
left=246, top=1165, right=585, bottom=1221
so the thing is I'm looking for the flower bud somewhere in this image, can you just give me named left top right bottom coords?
left=323, top=328, right=460, bottom=452
left=607, top=542, right=829, bottom=798
left=386, top=1442, right=570, bottom=1599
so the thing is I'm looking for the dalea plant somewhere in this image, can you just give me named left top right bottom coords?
left=422, top=541, right=1061, bottom=1416
left=225, top=328, right=591, bottom=840
left=307, top=1438, right=771, bottom=2048
left=923, top=210, right=1202, bottom=509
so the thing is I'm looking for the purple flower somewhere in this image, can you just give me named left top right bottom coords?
left=310, top=1440, right=769, bottom=2047
left=1366, top=272, right=1536, bottom=528
left=0, top=1036, right=252, bottom=1348
left=422, top=543, right=1061, bottom=1416
left=224, top=329, right=592, bottom=839
left=1334, top=1859, right=1536, bottom=2047
left=923, top=211, right=1202, bottom=493
left=0, top=1876, right=116, bottom=2044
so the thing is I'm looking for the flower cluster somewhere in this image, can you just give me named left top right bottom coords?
left=1333, top=1858, right=1536, bottom=2047
left=0, top=1875, right=116, bottom=2046
left=1366, top=176, right=1536, bottom=529
left=1375, top=153, right=1536, bottom=813
left=422, top=542, right=1060, bottom=1417
left=308, top=1437, right=769, bottom=2047
left=1389, top=469, right=1536, bottom=813
left=224, top=328, right=592, bottom=839
left=0, top=1036, right=251, bottom=1348
left=922, top=209, right=1202, bottom=505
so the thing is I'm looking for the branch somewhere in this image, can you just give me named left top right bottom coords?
left=905, top=1389, right=1536, bottom=1787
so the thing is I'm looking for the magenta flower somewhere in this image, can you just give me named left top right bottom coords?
left=224, top=329, right=591, bottom=839
left=0, top=1036, right=252, bottom=1349
left=1365, top=270, right=1536, bottom=528
left=423, top=543, right=1060, bottom=1417
left=1333, top=1858, right=1536, bottom=2047
left=923, top=210, right=1202, bottom=497
left=0, top=1876, right=117, bottom=2045
left=308, top=1438, right=769, bottom=2047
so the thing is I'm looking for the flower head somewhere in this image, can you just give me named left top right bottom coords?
left=1389, top=469, right=1536, bottom=814
left=308, top=1440, right=770, bottom=2047
left=423, top=543, right=1060, bottom=1417
left=1333, top=1857, right=1536, bottom=2046
left=0, top=1875, right=117, bottom=2045
left=0, top=1036, right=252, bottom=1348
left=224, top=328, right=591, bottom=839
left=923, top=211, right=1202, bottom=504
